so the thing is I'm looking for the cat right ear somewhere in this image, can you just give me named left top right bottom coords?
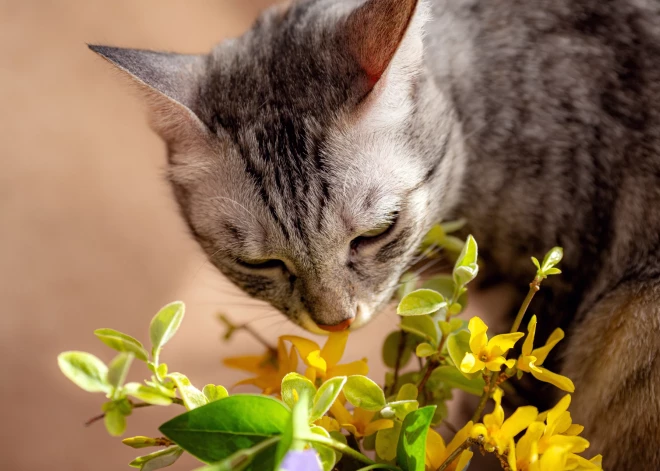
left=88, top=45, right=209, bottom=145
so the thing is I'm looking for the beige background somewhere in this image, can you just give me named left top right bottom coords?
left=0, top=2, right=506, bottom=470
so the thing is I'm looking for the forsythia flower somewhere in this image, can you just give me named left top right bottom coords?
left=223, top=338, right=297, bottom=395
left=461, top=317, right=524, bottom=374
left=471, top=388, right=538, bottom=453
left=426, top=422, right=474, bottom=471
left=282, top=331, right=368, bottom=382
left=508, top=395, right=602, bottom=471
left=329, top=400, right=393, bottom=438
left=517, top=315, right=575, bottom=392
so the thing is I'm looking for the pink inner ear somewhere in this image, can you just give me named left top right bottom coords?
left=348, top=0, right=419, bottom=90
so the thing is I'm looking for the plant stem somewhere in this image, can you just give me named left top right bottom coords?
left=417, top=359, right=439, bottom=393
left=84, top=398, right=184, bottom=427
left=436, top=438, right=474, bottom=471
left=389, top=330, right=408, bottom=395
left=305, top=435, right=399, bottom=470
left=470, top=277, right=543, bottom=423
left=239, top=323, right=277, bottom=355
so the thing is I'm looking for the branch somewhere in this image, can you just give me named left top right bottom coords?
left=85, top=398, right=184, bottom=427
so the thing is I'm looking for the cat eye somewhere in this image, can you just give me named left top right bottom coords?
left=236, top=258, right=286, bottom=271
left=350, top=212, right=399, bottom=249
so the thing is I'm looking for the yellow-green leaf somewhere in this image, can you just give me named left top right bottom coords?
left=149, top=301, right=185, bottom=352
left=311, top=376, right=346, bottom=422
left=415, top=343, right=436, bottom=358
left=281, top=372, right=316, bottom=410
left=94, top=329, right=149, bottom=362
left=129, top=446, right=184, bottom=471
left=124, top=383, right=174, bottom=406
left=166, top=372, right=207, bottom=410
left=108, top=352, right=134, bottom=391
left=203, top=384, right=229, bottom=403
left=397, top=289, right=447, bottom=317
left=105, top=407, right=126, bottom=437
left=57, top=351, right=110, bottom=394
left=344, top=375, right=386, bottom=411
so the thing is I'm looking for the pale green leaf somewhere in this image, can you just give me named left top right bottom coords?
left=396, top=383, right=419, bottom=402
left=310, top=376, right=346, bottom=422
left=129, top=446, right=184, bottom=471
left=105, top=407, right=126, bottom=437
left=281, top=372, right=316, bottom=410
left=388, top=400, right=419, bottom=421
left=124, top=383, right=174, bottom=406
left=440, top=219, right=467, bottom=234
left=94, top=329, right=149, bottom=362
left=108, top=352, right=134, bottom=391
left=453, top=235, right=479, bottom=287
left=149, top=301, right=185, bottom=352
left=541, top=247, right=563, bottom=273
left=446, top=331, right=480, bottom=379
left=415, top=343, right=436, bottom=358
left=166, top=372, right=207, bottom=410
left=57, top=351, right=110, bottom=394
left=397, top=272, right=418, bottom=300
left=376, top=420, right=401, bottom=461
left=309, top=426, right=336, bottom=471
left=344, top=375, right=386, bottom=411
left=397, top=289, right=447, bottom=317
left=401, top=315, right=439, bottom=346
left=203, top=384, right=228, bottom=403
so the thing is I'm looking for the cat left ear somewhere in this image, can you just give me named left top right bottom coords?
left=89, top=45, right=209, bottom=143
left=345, top=0, right=423, bottom=89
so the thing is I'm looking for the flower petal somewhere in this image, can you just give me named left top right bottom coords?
left=468, top=316, right=489, bottom=354
left=538, top=445, right=569, bottom=471
left=546, top=394, right=572, bottom=431
left=364, top=419, right=394, bottom=437
left=328, top=359, right=369, bottom=378
left=320, top=331, right=349, bottom=368
left=223, top=354, right=273, bottom=374
left=531, top=328, right=565, bottom=366
left=461, top=353, right=485, bottom=374
left=425, top=428, right=447, bottom=470
left=508, top=438, right=518, bottom=471
left=498, top=406, right=538, bottom=444
left=330, top=401, right=353, bottom=426
left=546, top=435, right=590, bottom=454
left=306, top=350, right=327, bottom=374
left=522, top=315, right=538, bottom=357
left=315, top=416, right=340, bottom=433
left=281, top=336, right=321, bottom=364
left=456, top=449, right=474, bottom=471
left=564, top=424, right=585, bottom=436
left=488, top=332, right=525, bottom=357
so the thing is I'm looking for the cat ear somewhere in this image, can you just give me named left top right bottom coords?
left=345, top=0, right=424, bottom=89
left=88, top=45, right=209, bottom=143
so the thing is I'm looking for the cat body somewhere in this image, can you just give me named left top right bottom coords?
left=91, top=0, right=660, bottom=468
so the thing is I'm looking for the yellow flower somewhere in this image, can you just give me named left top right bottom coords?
left=517, top=316, right=575, bottom=392
left=471, top=388, right=538, bottom=453
left=329, top=400, right=393, bottom=438
left=426, top=422, right=474, bottom=471
left=460, top=317, right=524, bottom=374
left=535, top=395, right=590, bottom=455
left=223, top=338, right=298, bottom=395
left=282, top=331, right=368, bottom=383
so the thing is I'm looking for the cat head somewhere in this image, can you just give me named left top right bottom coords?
left=91, top=0, right=459, bottom=333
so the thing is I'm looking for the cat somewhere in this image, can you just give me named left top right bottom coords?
left=89, top=0, right=660, bottom=468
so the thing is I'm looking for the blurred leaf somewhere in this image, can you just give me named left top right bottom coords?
left=94, top=329, right=149, bottom=362
left=124, top=383, right=174, bottom=406
left=540, top=247, right=563, bottom=274
left=159, top=395, right=289, bottom=465
left=281, top=373, right=316, bottom=411
left=401, top=316, right=439, bottom=346
left=376, top=420, right=402, bottom=461
left=108, top=352, right=134, bottom=392
left=57, top=351, right=110, bottom=394
left=440, top=219, right=467, bottom=234
left=104, top=406, right=126, bottom=437
left=275, top=390, right=310, bottom=468
left=166, top=372, right=207, bottom=410
left=397, top=272, right=418, bottom=300
left=453, top=235, right=479, bottom=288
left=149, top=301, right=185, bottom=352
left=415, top=343, right=436, bottom=358
left=311, top=376, right=346, bottom=422
left=396, top=383, right=419, bottom=402
left=344, top=375, right=386, bottom=411
left=309, top=426, right=336, bottom=471
left=396, top=406, right=436, bottom=471
left=129, top=446, right=184, bottom=471
left=446, top=331, right=474, bottom=378
left=398, top=290, right=447, bottom=317
left=122, top=437, right=166, bottom=449
left=203, top=385, right=229, bottom=403
left=388, top=400, right=419, bottom=421
left=429, top=365, right=485, bottom=396
left=382, top=331, right=412, bottom=369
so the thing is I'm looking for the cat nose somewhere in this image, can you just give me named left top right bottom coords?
left=317, top=317, right=354, bottom=332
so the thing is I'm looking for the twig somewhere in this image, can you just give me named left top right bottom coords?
left=239, top=323, right=278, bottom=355
left=417, top=359, right=439, bottom=393
left=436, top=438, right=477, bottom=471
left=389, top=330, right=408, bottom=396
left=85, top=398, right=184, bottom=427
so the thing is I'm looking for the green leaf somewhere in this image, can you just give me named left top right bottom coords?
left=429, top=365, right=485, bottom=396
left=108, top=352, right=134, bottom=392
left=441, top=235, right=467, bottom=254
left=203, top=384, right=229, bottom=403
left=397, top=272, right=418, bottom=300
left=396, top=406, right=436, bottom=471
left=344, top=375, right=386, bottom=411
left=94, top=328, right=149, bottom=362
left=401, top=315, right=439, bottom=346
left=149, top=301, right=185, bottom=352
left=159, top=395, right=289, bottom=465
left=440, top=219, right=467, bottom=235
left=453, top=235, right=479, bottom=288
left=104, top=407, right=127, bottom=437
left=446, top=330, right=477, bottom=378
left=540, top=247, right=563, bottom=273
left=396, top=383, right=419, bottom=402
left=387, top=400, right=419, bottom=421
left=309, top=426, right=336, bottom=471
left=281, top=373, right=316, bottom=411
left=531, top=256, right=541, bottom=271
left=57, top=351, right=110, bottom=394
left=376, top=420, right=402, bottom=461
left=420, top=224, right=446, bottom=251
left=421, top=275, right=455, bottom=300
left=397, top=289, right=447, bottom=317
left=122, top=436, right=166, bottom=449
left=166, top=372, right=207, bottom=410
left=129, top=446, right=184, bottom=471
left=311, top=376, right=346, bottom=422
left=545, top=267, right=562, bottom=275
left=275, top=390, right=310, bottom=468
left=124, top=383, right=174, bottom=405
left=415, top=343, right=436, bottom=358
left=382, top=331, right=412, bottom=369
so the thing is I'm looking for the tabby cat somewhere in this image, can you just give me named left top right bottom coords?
left=90, top=0, right=660, bottom=468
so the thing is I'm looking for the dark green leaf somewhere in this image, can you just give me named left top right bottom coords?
left=396, top=406, right=436, bottom=471
left=382, top=331, right=412, bottom=369
left=159, top=394, right=289, bottom=467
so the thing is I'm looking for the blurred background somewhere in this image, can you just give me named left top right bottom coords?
left=0, top=2, right=506, bottom=470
